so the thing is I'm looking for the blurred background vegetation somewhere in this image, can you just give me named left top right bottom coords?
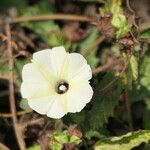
left=0, top=0, right=150, bottom=150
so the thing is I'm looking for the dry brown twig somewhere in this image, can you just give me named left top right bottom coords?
left=0, top=14, right=95, bottom=25
left=5, top=23, right=26, bottom=150
left=21, top=118, right=45, bottom=128
left=0, top=110, right=32, bottom=118
left=0, top=142, right=10, bottom=150
left=92, top=58, right=124, bottom=75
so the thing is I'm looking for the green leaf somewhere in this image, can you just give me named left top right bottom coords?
left=49, top=131, right=68, bottom=150
left=49, top=143, right=63, bottom=150
left=94, top=130, right=150, bottom=150
left=26, top=145, right=40, bottom=150
left=111, top=14, right=126, bottom=29
left=140, top=27, right=150, bottom=40
left=69, top=135, right=82, bottom=145
left=0, top=0, right=26, bottom=12
left=49, top=130, right=81, bottom=150
left=53, top=131, right=69, bottom=144
left=130, top=55, right=138, bottom=80
left=143, top=99, right=150, bottom=129
left=144, top=143, right=150, bottom=150
left=85, top=130, right=104, bottom=140
left=104, top=0, right=132, bottom=38
left=88, top=72, right=123, bottom=129
left=78, top=28, right=99, bottom=68
left=20, top=1, right=68, bottom=47
left=0, top=59, right=27, bottom=85
left=140, top=53, right=150, bottom=91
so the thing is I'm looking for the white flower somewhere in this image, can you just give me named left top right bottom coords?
left=21, top=46, right=93, bottom=119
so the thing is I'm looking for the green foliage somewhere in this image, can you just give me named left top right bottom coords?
left=88, top=72, right=123, bottom=129
left=140, top=27, right=150, bottom=40
left=0, top=0, right=26, bottom=12
left=78, top=28, right=99, bottom=68
left=20, top=1, right=69, bottom=48
left=26, top=145, right=40, bottom=150
left=130, top=55, right=138, bottom=81
left=140, top=52, right=150, bottom=91
left=128, top=51, right=150, bottom=102
left=143, top=100, right=150, bottom=129
left=94, top=130, right=150, bottom=150
left=64, top=71, right=123, bottom=130
left=101, top=0, right=132, bottom=38
left=0, top=0, right=150, bottom=149
left=0, top=59, right=27, bottom=85
left=144, top=143, right=150, bottom=150
left=85, top=130, right=106, bottom=140
left=49, top=130, right=82, bottom=150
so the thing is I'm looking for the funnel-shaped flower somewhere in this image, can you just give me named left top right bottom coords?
left=21, top=46, right=93, bottom=119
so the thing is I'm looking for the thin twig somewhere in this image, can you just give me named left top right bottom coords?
left=83, top=36, right=105, bottom=57
left=5, top=23, right=25, bottom=150
left=124, top=77, right=133, bottom=130
left=98, top=57, right=129, bottom=95
left=0, top=143, right=10, bottom=150
left=0, top=14, right=95, bottom=25
left=92, top=58, right=124, bottom=75
left=92, top=62, right=113, bottom=75
left=0, top=110, right=32, bottom=118
left=0, top=74, right=9, bottom=80
left=126, top=0, right=134, bottom=13
left=21, top=118, right=45, bottom=128
left=0, top=52, right=29, bottom=64
left=126, top=0, right=139, bottom=29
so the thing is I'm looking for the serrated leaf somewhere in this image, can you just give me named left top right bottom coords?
left=53, top=131, right=69, bottom=144
left=105, top=0, right=132, bottom=38
left=130, top=55, right=138, bottom=80
left=94, top=130, right=150, bottom=150
left=49, top=130, right=81, bottom=150
left=69, top=135, right=82, bottom=145
left=111, top=14, right=126, bottom=29
left=88, top=72, right=123, bottom=129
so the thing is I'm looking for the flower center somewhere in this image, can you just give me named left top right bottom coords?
left=56, top=81, right=69, bottom=94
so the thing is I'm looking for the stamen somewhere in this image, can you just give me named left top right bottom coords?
left=56, top=81, right=69, bottom=94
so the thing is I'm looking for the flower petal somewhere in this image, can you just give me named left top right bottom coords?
left=21, top=82, right=51, bottom=99
left=67, top=82, right=93, bottom=113
left=21, top=63, right=51, bottom=98
left=47, top=95, right=67, bottom=119
left=33, top=46, right=67, bottom=76
left=22, top=63, right=48, bottom=83
left=28, top=96, right=54, bottom=115
left=68, top=53, right=92, bottom=82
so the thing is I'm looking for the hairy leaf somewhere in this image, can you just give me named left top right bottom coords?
left=88, top=72, right=123, bottom=129
left=94, top=130, right=150, bottom=150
